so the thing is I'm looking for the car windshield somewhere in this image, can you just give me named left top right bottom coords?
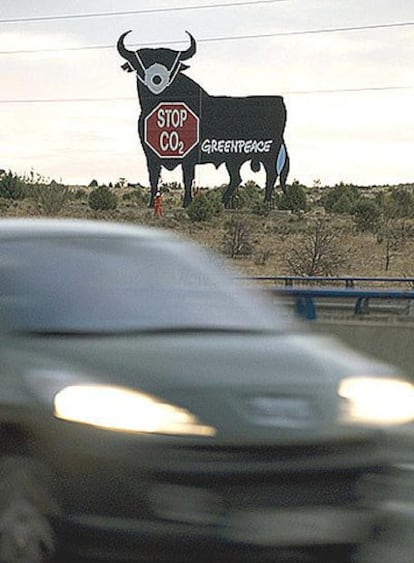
left=0, top=236, right=289, bottom=334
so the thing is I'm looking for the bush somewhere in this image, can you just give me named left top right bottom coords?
left=0, top=171, right=26, bottom=200
left=186, top=190, right=223, bottom=222
left=322, top=185, right=360, bottom=213
left=331, top=194, right=353, bottom=214
left=251, top=200, right=271, bottom=216
left=285, top=218, right=345, bottom=276
left=226, top=181, right=263, bottom=210
left=88, top=186, right=118, bottom=211
left=278, top=183, right=308, bottom=212
left=73, top=188, right=87, bottom=200
left=388, top=188, right=414, bottom=218
left=221, top=217, right=253, bottom=258
left=353, top=198, right=382, bottom=232
left=35, top=181, right=69, bottom=214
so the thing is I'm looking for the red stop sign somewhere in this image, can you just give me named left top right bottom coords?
left=144, top=102, right=200, bottom=159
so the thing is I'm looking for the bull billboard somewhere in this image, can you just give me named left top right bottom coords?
left=117, top=31, right=289, bottom=208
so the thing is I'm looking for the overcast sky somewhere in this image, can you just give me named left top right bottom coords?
left=0, top=0, right=413, bottom=188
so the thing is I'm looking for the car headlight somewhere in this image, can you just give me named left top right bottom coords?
left=54, top=384, right=216, bottom=437
left=338, top=377, right=414, bottom=426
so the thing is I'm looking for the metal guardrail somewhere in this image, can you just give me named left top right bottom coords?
left=242, top=277, right=414, bottom=321
left=267, top=287, right=414, bottom=320
left=243, top=276, right=414, bottom=288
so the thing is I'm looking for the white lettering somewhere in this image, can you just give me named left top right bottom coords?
left=179, top=109, right=188, bottom=127
left=157, top=109, right=165, bottom=128
left=159, top=130, right=184, bottom=153
left=160, top=131, right=169, bottom=151
left=169, top=131, right=179, bottom=151
left=157, top=108, right=189, bottom=128
left=201, top=139, right=211, bottom=154
left=200, top=138, right=274, bottom=155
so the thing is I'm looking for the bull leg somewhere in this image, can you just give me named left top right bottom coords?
left=222, top=163, right=242, bottom=208
left=148, top=161, right=161, bottom=207
left=264, top=164, right=277, bottom=203
left=182, top=162, right=195, bottom=208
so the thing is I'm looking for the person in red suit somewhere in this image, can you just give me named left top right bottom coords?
left=153, top=191, right=163, bottom=217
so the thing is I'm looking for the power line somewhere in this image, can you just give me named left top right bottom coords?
left=1, top=21, right=413, bottom=56
left=0, top=97, right=133, bottom=104
left=0, top=0, right=287, bottom=24
left=284, top=85, right=414, bottom=94
left=0, top=85, right=412, bottom=104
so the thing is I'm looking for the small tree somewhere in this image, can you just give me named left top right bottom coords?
left=221, top=217, right=253, bottom=258
left=286, top=218, right=345, bottom=276
left=88, top=179, right=98, bottom=188
left=376, top=218, right=411, bottom=272
left=88, top=186, right=118, bottom=211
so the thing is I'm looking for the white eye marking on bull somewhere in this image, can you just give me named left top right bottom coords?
left=135, top=52, right=182, bottom=95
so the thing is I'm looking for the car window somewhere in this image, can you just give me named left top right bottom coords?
left=0, top=236, right=289, bottom=334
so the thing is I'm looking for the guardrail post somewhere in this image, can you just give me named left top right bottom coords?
left=355, top=297, right=370, bottom=315
left=295, top=296, right=316, bottom=321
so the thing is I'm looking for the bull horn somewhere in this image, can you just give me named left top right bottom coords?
left=179, top=31, right=196, bottom=61
left=117, top=30, right=136, bottom=65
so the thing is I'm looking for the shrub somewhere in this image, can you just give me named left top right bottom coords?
left=186, top=190, right=223, bottom=222
left=132, top=189, right=149, bottom=207
left=73, top=188, right=87, bottom=200
left=278, top=183, right=308, bottom=212
left=35, top=181, right=69, bottom=215
left=353, top=198, right=382, bottom=232
left=88, top=186, right=118, bottom=211
left=322, top=185, right=360, bottom=213
left=254, top=248, right=271, bottom=266
left=388, top=188, right=414, bottom=218
left=0, top=171, right=26, bottom=200
left=226, top=181, right=263, bottom=210
left=251, top=200, right=271, bottom=216
left=221, top=217, right=253, bottom=258
left=331, top=194, right=353, bottom=214
left=285, top=218, right=345, bottom=276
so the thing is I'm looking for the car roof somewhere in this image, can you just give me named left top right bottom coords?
left=0, top=218, right=174, bottom=242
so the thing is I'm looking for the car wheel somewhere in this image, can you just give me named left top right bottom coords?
left=0, top=457, right=57, bottom=563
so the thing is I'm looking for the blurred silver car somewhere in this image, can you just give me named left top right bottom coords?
left=0, top=218, right=413, bottom=563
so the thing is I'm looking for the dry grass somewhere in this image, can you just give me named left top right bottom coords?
left=2, top=186, right=414, bottom=278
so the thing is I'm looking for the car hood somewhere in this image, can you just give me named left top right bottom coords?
left=2, top=329, right=399, bottom=444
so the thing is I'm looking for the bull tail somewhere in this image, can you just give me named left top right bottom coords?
left=276, top=142, right=289, bottom=193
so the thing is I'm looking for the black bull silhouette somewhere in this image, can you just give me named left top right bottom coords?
left=117, top=31, right=289, bottom=208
